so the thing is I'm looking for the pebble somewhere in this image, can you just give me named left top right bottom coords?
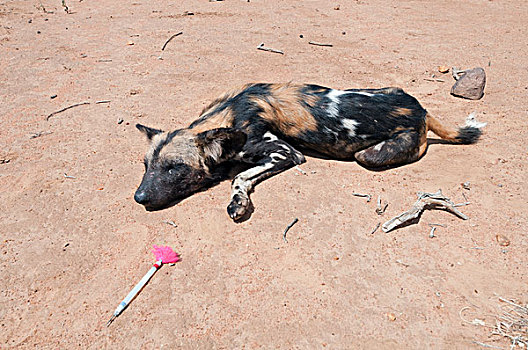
left=451, top=67, right=486, bottom=100
left=495, top=234, right=510, bottom=247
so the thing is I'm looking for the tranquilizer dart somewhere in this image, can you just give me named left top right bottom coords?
left=106, top=245, right=180, bottom=327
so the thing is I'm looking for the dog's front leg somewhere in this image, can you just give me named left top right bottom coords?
left=227, top=136, right=305, bottom=220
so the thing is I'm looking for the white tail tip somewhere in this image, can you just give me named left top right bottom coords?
left=465, top=112, right=487, bottom=129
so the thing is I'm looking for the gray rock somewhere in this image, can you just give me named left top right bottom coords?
left=450, top=67, right=486, bottom=100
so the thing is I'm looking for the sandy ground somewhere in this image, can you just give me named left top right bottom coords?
left=1, top=0, right=527, bottom=348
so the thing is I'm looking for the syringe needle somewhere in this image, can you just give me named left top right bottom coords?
left=106, top=315, right=116, bottom=327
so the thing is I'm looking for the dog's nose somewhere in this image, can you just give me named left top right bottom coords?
left=134, top=190, right=149, bottom=204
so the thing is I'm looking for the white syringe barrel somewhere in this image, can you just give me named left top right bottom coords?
left=113, top=260, right=162, bottom=316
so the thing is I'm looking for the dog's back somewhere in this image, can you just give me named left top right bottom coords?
left=189, top=83, right=428, bottom=159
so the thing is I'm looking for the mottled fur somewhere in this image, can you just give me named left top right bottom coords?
left=135, top=83, right=485, bottom=220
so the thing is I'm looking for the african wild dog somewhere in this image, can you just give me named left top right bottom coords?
left=134, top=83, right=485, bottom=221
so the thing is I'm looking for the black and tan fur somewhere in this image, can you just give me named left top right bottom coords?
left=134, top=83, right=485, bottom=220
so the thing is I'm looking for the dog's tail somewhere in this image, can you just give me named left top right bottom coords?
left=426, top=112, right=486, bottom=144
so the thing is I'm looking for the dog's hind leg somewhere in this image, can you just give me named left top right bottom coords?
left=227, top=134, right=305, bottom=221
left=354, top=130, right=427, bottom=168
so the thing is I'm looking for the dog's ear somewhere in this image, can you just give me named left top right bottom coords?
left=195, top=128, right=247, bottom=163
left=136, top=124, right=163, bottom=141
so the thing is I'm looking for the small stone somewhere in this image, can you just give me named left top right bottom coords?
left=438, top=65, right=450, bottom=73
left=462, top=181, right=471, bottom=190
left=495, top=234, right=510, bottom=247
left=50, top=94, right=57, bottom=99
left=127, top=41, right=134, bottom=45
left=334, top=5, right=340, bottom=10
left=450, top=67, right=486, bottom=100
left=387, top=312, right=396, bottom=321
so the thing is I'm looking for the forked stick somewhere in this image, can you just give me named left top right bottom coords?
left=382, top=190, right=468, bottom=232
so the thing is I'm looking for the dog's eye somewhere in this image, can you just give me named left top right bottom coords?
left=166, top=163, right=183, bottom=174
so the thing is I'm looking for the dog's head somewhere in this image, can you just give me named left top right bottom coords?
left=134, top=124, right=246, bottom=211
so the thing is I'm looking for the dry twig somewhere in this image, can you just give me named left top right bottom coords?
left=395, top=259, right=409, bottom=267
left=257, top=42, right=284, bottom=55
left=37, top=2, right=53, bottom=14
left=61, top=0, right=70, bottom=13
left=472, top=341, right=504, bottom=350
left=423, top=77, right=445, bottom=82
left=459, top=306, right=487, bottom=326
left=369, top=222, right=381, bottom=235
left=283, top=218, right=298, bottom=243
left=382, top=190, right=468, bottom=232
left=164, top=220, right=178, bottom=227
left=309, top=41, right=333, bottom=47
left=376, top=195, right=388, bottom=215
left=352, top=192, right=372, bottom=202
left=429, top=226, right=436, bottom=238
left=30, top=131, right=53, bottom=139
left=161, top=32, right=183, bottom=51
left=294, top=166, right=307, bottom=175
left=46, top=100, right=110, bottom=120
left=471, top=297, right=527, bottom=349
left=454, top=192, right=471, bottom=207
left=46, top=102, right=90, bottom=121
left=498, top=298, right=528, bottom=313
left=452, top=67, right=466, bottom=81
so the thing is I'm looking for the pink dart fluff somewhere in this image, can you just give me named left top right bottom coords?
left=152, top=245, right=181, bottom=264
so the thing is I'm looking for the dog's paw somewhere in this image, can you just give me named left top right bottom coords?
left=227, top=193, right=250, bottom=220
